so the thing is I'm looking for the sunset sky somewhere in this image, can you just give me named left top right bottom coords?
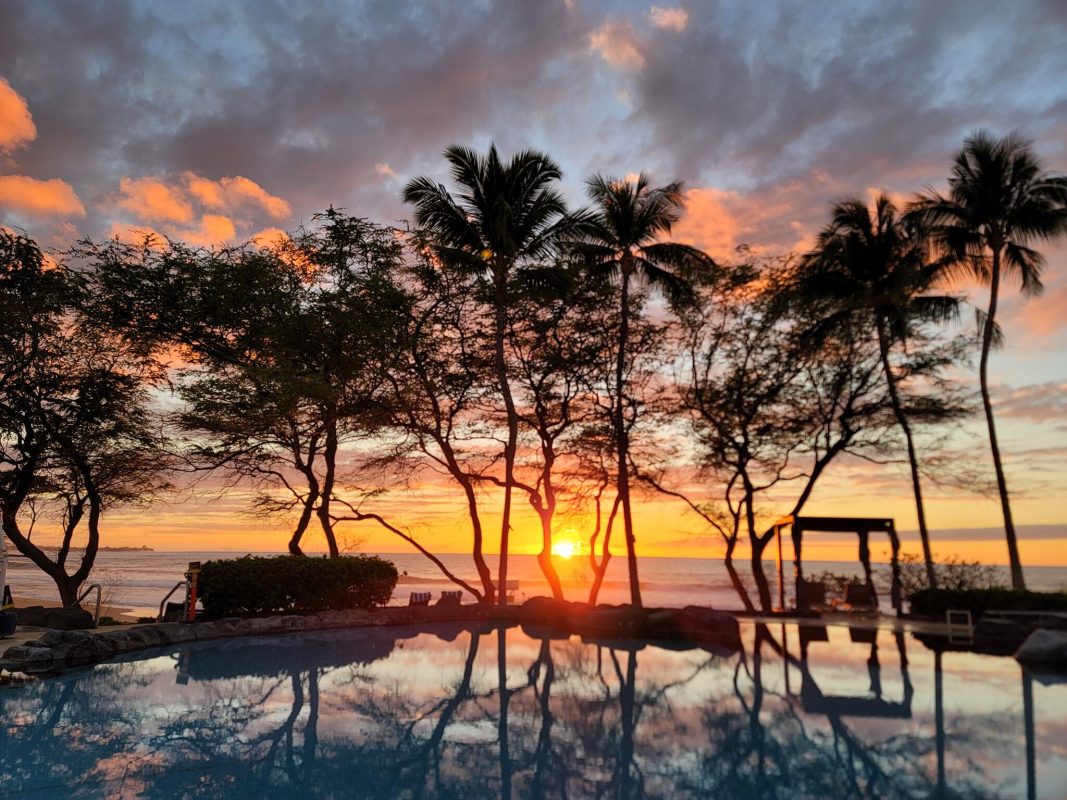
left=2, top=1, right=1066, bottom=565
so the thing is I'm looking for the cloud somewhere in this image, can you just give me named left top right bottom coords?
left=109, top=171, right=292, bottom=246
left=995, top=381, right=1067, bottom=426
left=107, top=221, right=168, bottom=249
left=0, top=174, right=85, bottom=217
left=374, top=163, right=396, bottom=177
left=250, top=226, right=289, bottom=248
left=672, top=179, right=827, bottom=260
left=1003, top=259, right=1067, bottom=338
left=0, top=78, right=36, bottom=154
left=184, top=173, right=290, bottom=219
left=179, top=213, right=237, bottom=246
left=589, top=20, right=645, bottom=69
left=648, top=6, right=688, bottom=32
left=117, top=176, right=194, bottom=223
left=671, top=187, right=743, bottom=261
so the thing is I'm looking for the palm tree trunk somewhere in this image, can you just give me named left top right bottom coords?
left=981, top=248, right=1025, bottom=590
left=494, top=274, right=519, bottom=606
left=876, top=321, right=937, bottom=589
left=616, top=265, right=642, bottom=607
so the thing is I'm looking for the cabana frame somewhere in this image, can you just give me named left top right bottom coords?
left=773, top=515, right=903, bottom=615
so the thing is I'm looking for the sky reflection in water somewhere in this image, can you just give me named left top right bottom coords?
left=1, top=621, right=1064, bottom=799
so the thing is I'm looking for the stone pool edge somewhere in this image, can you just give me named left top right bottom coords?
left=0, top=599, right=742, bottom=677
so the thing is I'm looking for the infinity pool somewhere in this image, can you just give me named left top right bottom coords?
left=1, top=620, right=1064, bottom=799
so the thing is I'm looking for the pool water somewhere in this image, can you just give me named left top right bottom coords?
left=0, top=620, right=1064, bottom=799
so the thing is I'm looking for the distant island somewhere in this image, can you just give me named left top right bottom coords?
left=98, top=546, right=155, bottom=552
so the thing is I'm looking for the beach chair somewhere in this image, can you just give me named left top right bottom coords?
left=833, top=581, right=878, bottom=613
left=436, top=590, right=462, bottom=607
left=797, top=579, right=828, bottom=611
left=408, top=591, right=431, bottom=607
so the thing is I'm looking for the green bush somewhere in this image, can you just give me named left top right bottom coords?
left=908, top=588, right=1067, bottom=618
left=198, top=555, right=398, bottom=618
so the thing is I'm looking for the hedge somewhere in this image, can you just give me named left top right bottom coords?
left=198, top=555, right=398, bottom=618
left=909, top=588, right=1067, bottom=618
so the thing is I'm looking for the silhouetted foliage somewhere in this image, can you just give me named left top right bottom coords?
left=0, top=231, right=171, bottom=606
left=571, top=174, right=717, bottom=607
left=404, top=144, right=584, bottom=605
left=793, top=194, right=966, bottom=588
left=198, top=554, right=397, bottom=616
left=912, top=130, right=1067, bottom=590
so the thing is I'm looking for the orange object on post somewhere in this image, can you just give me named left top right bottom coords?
left=185, top=562, right=201, bottom=623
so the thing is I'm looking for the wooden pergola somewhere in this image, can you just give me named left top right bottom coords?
left=771, top=515, right=903, bottom=615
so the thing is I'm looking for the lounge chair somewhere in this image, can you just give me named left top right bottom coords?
left=797, top=579, right=828, bottom=611
left=409, top=591, right=431, bottom=607
left=436, top=590, right=462, bottom=607
left=833, top=581, right=878, bottom=613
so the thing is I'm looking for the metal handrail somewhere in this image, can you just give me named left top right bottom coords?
left=158, top=581, right=188, bottom=623
left=73, top=583, right=103, bottom=624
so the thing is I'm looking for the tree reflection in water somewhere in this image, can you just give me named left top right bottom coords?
left=0, top=621, right=1059, bottom=799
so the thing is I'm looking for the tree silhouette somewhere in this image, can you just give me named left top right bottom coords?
left=572, top=174, right=716, bottom=606
left=796, top=195, right=961, bottom=588
left=0, top=232, right=171, bottom=605
left=404, top=145, right=578, bottom=604
left=912, top=131, right=1067, bottom=590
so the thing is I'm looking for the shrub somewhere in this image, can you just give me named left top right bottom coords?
left=198, top=555, right=398, bottom=618
left=908, top=588, right=1067, bottom=618
left=810, top=570, right=866, bottom=600
left=878, top=553, right=1005, bottom=599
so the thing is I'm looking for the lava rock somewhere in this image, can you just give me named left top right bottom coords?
left=14, top=606, right=95, bottom=630
left=1015, top=628, right=1067, bottom=664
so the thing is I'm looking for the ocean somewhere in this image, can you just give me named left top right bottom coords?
left=5, top=549, right=1067, bottom=617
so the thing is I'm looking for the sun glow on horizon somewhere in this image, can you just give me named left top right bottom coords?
left=552, top=540, right=579, bottom=560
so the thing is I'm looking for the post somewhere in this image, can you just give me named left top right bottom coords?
left=185, top=561, right=201, bottom=623
left=0, top=534, right=7, bottom=608
left=792, top=522, right=807, bottom=613
left=776, top=523, right=785, bottom=612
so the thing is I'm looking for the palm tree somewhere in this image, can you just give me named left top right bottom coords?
left=797, top=195, right=960, bottom=589
left=574, top=174, right=716, bottom=607
left=403, top=144, right=574, bottom=604
left=912, top=131, right=1067, bottom=590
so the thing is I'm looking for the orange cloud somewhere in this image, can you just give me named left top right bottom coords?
left=374, top=163, right=396, bottom=177
left=589, top=20, right=645, bottom=69
left=672, top=187, right=743, bottom=261
left=250, top=226, right=289, bottom=248
left=0, top=79, right=36, bottom=154
left=1004, top=256, right=1067, bottom=339
left=185, top=173, right=290, bottom=219
left=117, top=177, right=194, bottom=223
left=648, top=6, right=688, bottom=32
left=180, top=213, right=237, bottom=246
left=110, top=173, right=293, bottom=248
left=672, top=179, right=828, bottom=261
left=107, top=221, right=168, bottom=249
left=0, top=175, right=85, bottom=217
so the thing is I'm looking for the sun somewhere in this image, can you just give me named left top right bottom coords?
left=552, top=540, right=578, bottom=560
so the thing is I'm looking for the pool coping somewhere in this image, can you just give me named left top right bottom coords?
left=0, top=600, right=747, bottom=678
left=5, top=599, right=1057, bottom=680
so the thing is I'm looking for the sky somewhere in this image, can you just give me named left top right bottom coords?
left=2, top=0, right=1066, bottom=565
